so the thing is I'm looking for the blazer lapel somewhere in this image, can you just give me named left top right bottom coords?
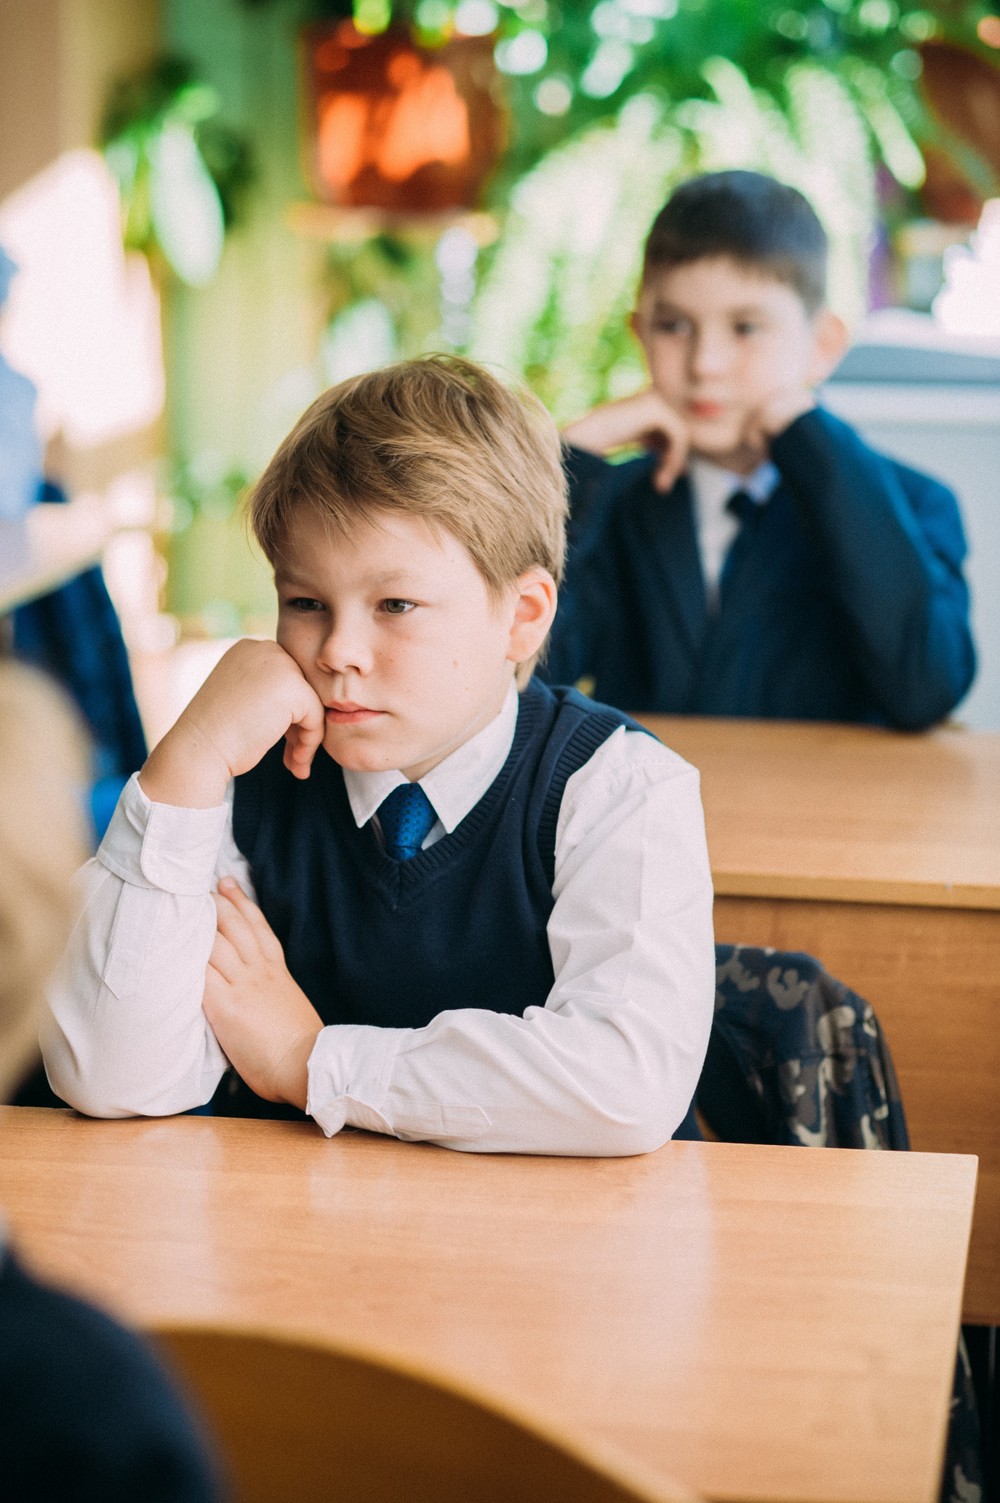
left=634, top=472, right=707, bottom=660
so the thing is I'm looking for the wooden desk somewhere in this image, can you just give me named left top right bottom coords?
left=639, top=715, right=1000, bottom=1325
left=0, top=1109, right=976, bottom=1503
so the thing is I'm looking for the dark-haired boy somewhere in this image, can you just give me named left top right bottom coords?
left=546, top=170, right=975, bottom=729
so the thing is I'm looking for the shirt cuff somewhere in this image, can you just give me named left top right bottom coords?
left=306, top=1024, right=408, bottom=1137
left=97, top=771, right=231, bottom=894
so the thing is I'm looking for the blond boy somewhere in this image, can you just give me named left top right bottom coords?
left=45, top=357, right=713, bottom=1154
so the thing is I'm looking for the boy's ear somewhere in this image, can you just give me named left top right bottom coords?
left=808, top=308, right=849, bottom=385
left=506, top=568, right=558, bottom=666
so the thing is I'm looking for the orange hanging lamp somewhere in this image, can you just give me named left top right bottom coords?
left=301, top=19, right=506, bottom=215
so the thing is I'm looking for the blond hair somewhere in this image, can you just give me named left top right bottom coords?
left=0, top=666, right=89, bottom=1101
left=246, top=356, right=567, bottom=686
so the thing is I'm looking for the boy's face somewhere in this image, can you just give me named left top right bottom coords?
left=274, top=506, right=550, bottom=781
left=633, top=256, right=841, bottom=472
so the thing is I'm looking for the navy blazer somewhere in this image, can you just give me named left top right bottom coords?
left=547, top=408, right=975, bottom=729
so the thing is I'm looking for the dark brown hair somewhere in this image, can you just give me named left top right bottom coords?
left=643, top=170, right=828, bottom=313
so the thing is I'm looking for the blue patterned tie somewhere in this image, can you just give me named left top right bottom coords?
left=377, top=782, right=436, bottom=861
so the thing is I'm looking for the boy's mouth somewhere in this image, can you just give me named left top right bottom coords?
left=688, top=400, right=727, bottom=420
left=326, top=703, right=381, bottom=724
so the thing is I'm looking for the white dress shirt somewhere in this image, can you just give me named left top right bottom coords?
left=688, top=457, right=778, bottom=611
left=44, top=684, right=715, bottom=1157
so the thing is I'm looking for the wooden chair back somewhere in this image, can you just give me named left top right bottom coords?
left=155, top=1324, right=696, bottom=1503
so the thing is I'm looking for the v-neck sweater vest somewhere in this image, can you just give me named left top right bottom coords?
left=222, top=681, right=645, bottom=1118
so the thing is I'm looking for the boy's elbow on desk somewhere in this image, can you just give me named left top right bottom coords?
left=41, top=992, right=226, bottom=1120
left=46, top=1077, right=140, bottom=1121
left=596, top=1112, right=678, bottom=1158
left=544, top=1089, right=689, bottom=1157
left=43, top=1045, right=220, bottom=1121
left=874, top=635, right=976, bottom=732
left=40, top=1032, right=140, bottom=1119
left=574, top=1060, right=696, bottom=1156
left=600, top=1083, right=695, bottom=1157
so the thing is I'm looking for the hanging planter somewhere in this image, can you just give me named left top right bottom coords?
left=300, top=18, right=505, bottom=214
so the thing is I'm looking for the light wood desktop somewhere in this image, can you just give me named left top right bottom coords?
left=0, top=1108, right=976, bottom=1503
left=639, top=715, right=1000, bottom=1325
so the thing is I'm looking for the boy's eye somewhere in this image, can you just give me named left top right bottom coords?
left=652, top=317, right=688, bottom=336
left=734, top=321, right=762, bottom=336
left=380, top=598, right=415, bottom=616
left=285, top=596, right=325, bottom=613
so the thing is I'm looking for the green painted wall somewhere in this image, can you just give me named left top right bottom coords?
left=161, top=0, right=328, bottom=629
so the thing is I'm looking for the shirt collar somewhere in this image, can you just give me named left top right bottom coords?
left=342, top=681, right=519, bottom=835
left=688, top=455, right=780, bottom=511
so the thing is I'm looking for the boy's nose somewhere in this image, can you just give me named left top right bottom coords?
left=688, top=331, right=730, bottom=379
left=316, top=619, right=373, bottom=675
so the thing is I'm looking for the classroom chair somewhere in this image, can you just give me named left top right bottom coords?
left=154, top=1324, right=698, bottom=1503
left=700, top=942, right=910, bottom=1148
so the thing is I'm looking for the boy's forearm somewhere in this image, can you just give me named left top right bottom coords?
left=42, top=777, right=236, bottom=1117
left=139, top=720, right=234, bottom=810
left=138, top=640, right=327, bottom=811
left=562, top=390, right=673, bottom=456
left=563, top=391, right=688, bottom=492
left=44, top=860, right=227, bottom=1117
left=561, top=406, right=627, bottom=456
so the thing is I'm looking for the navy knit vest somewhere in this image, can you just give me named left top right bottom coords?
left=220, top=680, right=645, bottom=1118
